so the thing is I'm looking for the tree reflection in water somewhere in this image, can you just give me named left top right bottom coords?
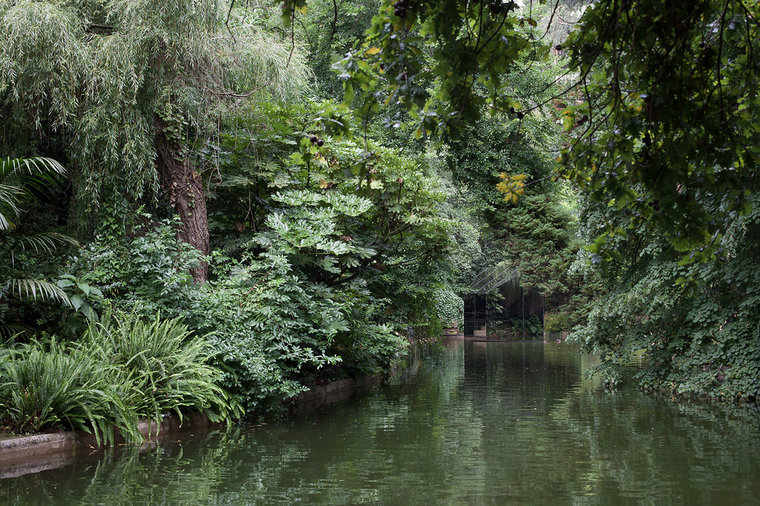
left=2, top=342, right=759, bottom=504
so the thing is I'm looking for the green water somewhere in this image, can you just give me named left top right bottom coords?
left=2, top=340, right=760, bottom=504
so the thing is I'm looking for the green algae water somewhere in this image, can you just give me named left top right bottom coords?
left=2, top=340, right=760, bottom=504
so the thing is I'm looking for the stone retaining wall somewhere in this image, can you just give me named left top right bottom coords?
left=291, top=373, right=386, bottom=414
left=0, top=373, right=388, bottom=479
left=0, top=412, right=217, bottom=479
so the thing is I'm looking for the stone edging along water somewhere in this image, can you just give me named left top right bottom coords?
left=0, top=412, right=218, bottom=480
left=290, top=372, right=386, bottom=414
left=0, top=372, right=388, bottom=479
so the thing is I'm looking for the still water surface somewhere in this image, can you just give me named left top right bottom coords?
left=2, top=340, right=760, bottom=504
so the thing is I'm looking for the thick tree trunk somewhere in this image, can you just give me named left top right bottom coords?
left=154, top=116, right=209, bottom=283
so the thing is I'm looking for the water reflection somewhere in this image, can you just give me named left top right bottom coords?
left=1, top=341, right=759, bottom=504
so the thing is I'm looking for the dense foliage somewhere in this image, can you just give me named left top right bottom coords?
left=561, top=0, right=760, bottom=261
left=2, top=0, right=756, bottom=444
left=573, top=189, right=760, bottom=400
left=0, top=0, right=472, bottom=421
left=561, top=0, right=760, bottom=400
left=0, top=312, right=238, bottom=441
left=274, top=0, right=760, bottom=401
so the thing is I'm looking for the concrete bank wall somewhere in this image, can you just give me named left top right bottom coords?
left=291, top=373, right=386, bottom=414
left=0, top=373, right=387, bottom=479
left=0, top=412, right=216, bottom=480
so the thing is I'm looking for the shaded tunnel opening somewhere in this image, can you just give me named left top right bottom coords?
left=463, top=283, right=545, bottom=340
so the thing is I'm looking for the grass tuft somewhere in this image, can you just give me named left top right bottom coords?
left=0, top=312, right=240, bottom=443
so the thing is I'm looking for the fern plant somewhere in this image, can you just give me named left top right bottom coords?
left=83, top=311, right=241, bottom=425
left=0, top=312, right=240, bottom=442
left=0, top=337, right=136, bottom=444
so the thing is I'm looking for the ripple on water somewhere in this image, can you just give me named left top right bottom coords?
left=1, top=341, right=759, bottom=504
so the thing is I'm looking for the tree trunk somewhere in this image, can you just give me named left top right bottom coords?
left=154, top=116, right=209, bottom=283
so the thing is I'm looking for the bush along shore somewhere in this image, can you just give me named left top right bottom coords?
left=4, top=0, right=753, bottom=443
left=0, top=312, right=240, bottom=443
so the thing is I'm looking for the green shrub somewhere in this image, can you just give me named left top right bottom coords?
left=195, top=274, right=346, bottom=416
left=434, top=288, right=464, bottom=329
left=572, top=191, right=760, bottom=400
left=83, top=311, right=241, bottom=424
left=0, top=338, right=135, bottom=444
left=505, top=314, right=544, bottom=338
left=329, top=287, right=408, bottom=377
left=544, top=311, right=572, bottom=333
left=74, top=215, right=200, bottom=315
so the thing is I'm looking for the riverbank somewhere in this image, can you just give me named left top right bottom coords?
left=0, top=412, right=217, bottom=480
left=0, top=329, right=462, bottom=479
left=0, top=370, right=390, bottom=479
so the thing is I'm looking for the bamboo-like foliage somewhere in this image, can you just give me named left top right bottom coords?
left=222, top=20, right=313, bottom=102
left=0, top=1, right=85, bottom=132
left=0, top=0, right=312, bottom=223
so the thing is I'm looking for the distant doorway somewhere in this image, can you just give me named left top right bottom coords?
left=464, top=265, right=545, bottom=339
left=463, top=293, right=487, bottom=337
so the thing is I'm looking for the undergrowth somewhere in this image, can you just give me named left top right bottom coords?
left=0, top=312, right=240, bottom=443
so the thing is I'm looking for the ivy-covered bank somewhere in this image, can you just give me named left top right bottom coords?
left=573, top=192, right=760, bottom=401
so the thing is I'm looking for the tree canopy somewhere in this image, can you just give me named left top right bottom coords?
left=276, top=0, right=759, bottom=260
left=274, top=0, right=760, bottom=398
left=1, top=0, right=758, bottom=424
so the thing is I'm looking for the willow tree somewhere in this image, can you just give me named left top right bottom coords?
left=0, top=0, right=309, bottom=282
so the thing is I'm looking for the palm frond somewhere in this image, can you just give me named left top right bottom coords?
left=8, top=232, right=80, bottom=265
left=0, top=324, right=33, bottom=340
left=0, top=157, right=66, bottom=179
left=0, top=157, right=67, bottom=231
left=4, top=278, right=72, bottom=306
left=2, top=157, right=66, bottom=199
left=0, top=212, right=12, bottom=232
left=0, top=183, right=24, bottom=231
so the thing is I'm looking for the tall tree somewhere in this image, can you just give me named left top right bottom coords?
left=277, top=0, right=759, bottom=255
left=0, top=0, right=310, bottom=282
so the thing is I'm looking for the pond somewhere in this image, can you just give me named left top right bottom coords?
left=2, top=340, right=759, bottom=504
